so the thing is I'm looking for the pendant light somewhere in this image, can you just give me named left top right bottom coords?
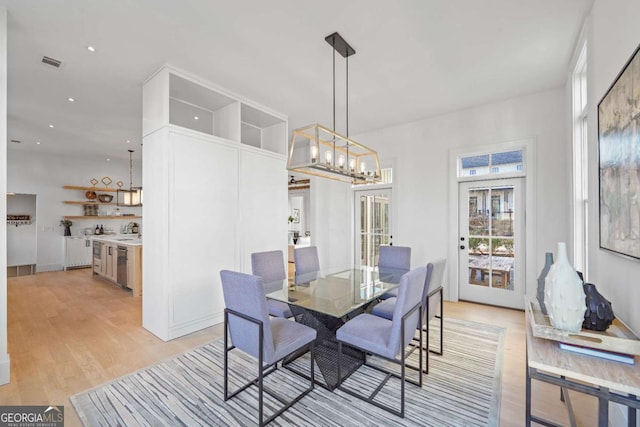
left=287, top=32, right=381, bottom=184
left=117, top=149, right=143, bottom=206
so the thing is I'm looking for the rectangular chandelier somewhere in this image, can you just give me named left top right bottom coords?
left=287, top=123, right=381, bottom=184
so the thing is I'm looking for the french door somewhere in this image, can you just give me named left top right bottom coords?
left=458, top=178, right=525, bottom=309
left=354, top=188, right=392, bottom=268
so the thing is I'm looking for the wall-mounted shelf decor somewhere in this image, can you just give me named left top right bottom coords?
left=7, top=214, right=32, bottom=226
left=63, top=185, right=142, bottom=220
left=63, top=216, right=142, bottom=220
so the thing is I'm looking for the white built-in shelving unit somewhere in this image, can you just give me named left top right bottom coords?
left=142, top=65, right=288, bottom=341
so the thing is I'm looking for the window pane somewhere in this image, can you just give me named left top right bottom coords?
left=491, top=150, right=523, bottom=173
left=459, top=150, right=524, bottom=178
left=461, top=155, right=490, bottom=177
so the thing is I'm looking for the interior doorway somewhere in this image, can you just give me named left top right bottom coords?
left=6, top=193, right=37, bottom=277
left=354, top=188, right=392, bottom=267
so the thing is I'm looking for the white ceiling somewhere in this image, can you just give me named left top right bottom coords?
left=3, top=0, right=593, bottom=162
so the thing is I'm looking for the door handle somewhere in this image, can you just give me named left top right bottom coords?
left=460, top=245, right=466, bottom=250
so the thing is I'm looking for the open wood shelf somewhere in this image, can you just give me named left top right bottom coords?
left=63, top=201, right=117, bottom=205
left=63, top=185, right=120, bottom=192
left=63, top=216, right=142, bottom=220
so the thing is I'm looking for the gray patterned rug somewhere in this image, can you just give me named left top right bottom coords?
left=71, top=318, right=505, bottom=426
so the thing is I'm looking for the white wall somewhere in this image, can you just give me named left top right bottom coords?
left=310, top=176, right=353, bottom=270
left=587, top=0, right=640, bottom=335
left=7, top=150, right=142, bottom=271
left=7, top=193, right=37, bottom=266
left=344, top=88, right=569, bottom=300
left=0, top=6, right=10, bottom=386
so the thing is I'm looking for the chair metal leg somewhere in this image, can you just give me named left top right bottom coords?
left=258, top=320, right=264, bottom=426
left=438, top=288, right=443, bottom=355
left=418, top=306, right=423, bottom=386
left=223, top=311, right=229, bottom=400
left=401, top=318, right=406, bottom=418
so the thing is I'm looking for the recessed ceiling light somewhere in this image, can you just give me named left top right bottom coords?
left=126, top=140, right=131, bottom=144
left=87, top=46, right=96, bottom=52
left=36, top=141, right=41, bottom=145
left=194, top=116, right=199, bottom=120
left=48, top=124, right=54, bottom=128
left=106, top=158, right=110, bottom=162
left=68, top=97, right=75, bottom=102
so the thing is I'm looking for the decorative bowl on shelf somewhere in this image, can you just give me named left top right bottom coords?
left=98, top=194, right=113, bottom=203
left=85, top=190, right=97, bottom=200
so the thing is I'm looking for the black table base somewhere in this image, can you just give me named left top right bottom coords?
left=284, top=305, right=365, bottom=390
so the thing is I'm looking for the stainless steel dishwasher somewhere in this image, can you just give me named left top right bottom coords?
left=117, top=246, right=129, bottom=289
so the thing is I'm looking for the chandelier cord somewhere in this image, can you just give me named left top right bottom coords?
left=332, top=42, right=336, bottom=134
left=128, top=149, right=134, bottom=189
left=346, top=55, right=349, bottom=138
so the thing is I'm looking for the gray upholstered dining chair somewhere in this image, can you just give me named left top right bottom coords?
left=251, top=250, right=293, bottom=318
left=294, top=246, right=320, bottom=275
left=220, top=270, right=316, bottom=426
left=336, top=266, right=426, bottom=418
left=378, top=245, right=411, bottom=300
left=372, top=259, right=446, bottom=373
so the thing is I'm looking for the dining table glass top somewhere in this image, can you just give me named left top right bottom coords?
left=266, top=266, right=408, bottom=318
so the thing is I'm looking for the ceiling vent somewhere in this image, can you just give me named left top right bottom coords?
left=41, top=56, right=62, bottom=68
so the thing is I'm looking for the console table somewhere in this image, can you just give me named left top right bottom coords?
left=526, top=316, right=640, bottom=426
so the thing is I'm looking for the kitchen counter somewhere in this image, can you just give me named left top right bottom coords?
left=91, top=235, right=142, bottom=247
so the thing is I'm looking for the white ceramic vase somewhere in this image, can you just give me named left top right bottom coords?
left=544, top=242, right=586, bottom=332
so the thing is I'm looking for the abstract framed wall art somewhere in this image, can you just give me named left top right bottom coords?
left=599, top=42, right=640, bottom=259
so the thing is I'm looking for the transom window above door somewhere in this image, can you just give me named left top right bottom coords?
left=459, top=149, right=524, bottom=178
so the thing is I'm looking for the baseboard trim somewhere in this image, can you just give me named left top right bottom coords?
left=144, top=313, right=224, bottom=342
left=0, top=354, right=10, bottom=385
left=167, top=313, right=223, bottom=341
left=36, top=264, right=63, bottom=273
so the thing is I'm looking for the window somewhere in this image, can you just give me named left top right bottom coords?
left=572, top=41, right=588, bottom=275
left=460, top=150, right=524, bottom=178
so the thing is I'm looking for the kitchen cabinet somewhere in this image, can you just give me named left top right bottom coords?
left=92, top=237, right=143, bottom=297
left=142, top=65, right=287, bottom=341
left=64, top=236, right=92, bottom=269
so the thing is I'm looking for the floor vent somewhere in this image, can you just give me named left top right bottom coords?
left=42, top=56, right=62, bottom=68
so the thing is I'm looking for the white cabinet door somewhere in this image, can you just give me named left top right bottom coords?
left=65, top=236, right=90, bottom=269
left=239, top=150, right=287, bottom=272
left=169, top=132, right=239, bottom=329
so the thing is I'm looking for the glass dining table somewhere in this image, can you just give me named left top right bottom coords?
left=266, top=266, right=407, bottom=390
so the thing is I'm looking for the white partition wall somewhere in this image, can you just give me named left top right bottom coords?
left=142, top=65, right=287, bottom=340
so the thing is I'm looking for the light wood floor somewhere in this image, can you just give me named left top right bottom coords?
left=1, top=269, right=598, bottom=426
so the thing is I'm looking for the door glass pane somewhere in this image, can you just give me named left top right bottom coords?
left=358, top=192, right=391, bottom=268
left=469, top=188, right=490, bottom=236
left=467, top=185, right=515, bottom=291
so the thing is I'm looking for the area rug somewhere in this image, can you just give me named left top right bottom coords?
left=71, top=318, right=505, bottom=426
